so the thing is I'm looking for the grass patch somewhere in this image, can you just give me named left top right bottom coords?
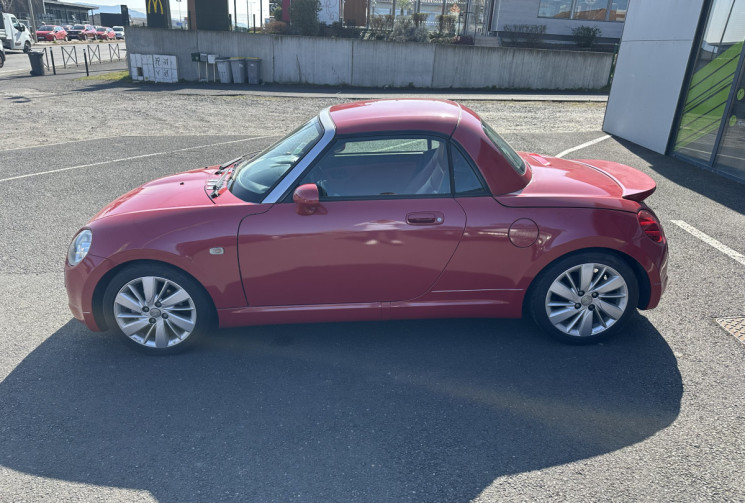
left=77, top=70, right=131, bottom=82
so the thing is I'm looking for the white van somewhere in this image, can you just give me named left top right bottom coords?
left=0, top=12, right=34, bottom=53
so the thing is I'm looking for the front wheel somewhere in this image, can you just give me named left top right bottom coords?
left=529, top=253, right=639, bottom=344
left=24, top=41, right=32, bottom=53
left=103, top=264, right=214, bottom=355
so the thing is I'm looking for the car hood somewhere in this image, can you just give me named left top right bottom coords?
left=495, top=153, right=656, bottom=210
left=91, top=167, right=217, bottom=221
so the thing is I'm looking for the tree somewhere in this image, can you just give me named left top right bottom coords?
left=290, top=0, right=321, bottom=36
left=398, top=0, right=411, bottom=15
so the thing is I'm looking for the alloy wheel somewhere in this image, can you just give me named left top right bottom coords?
left=113, top=276, right=197, bottom=349
left=544, top=263, right=629, bottom=338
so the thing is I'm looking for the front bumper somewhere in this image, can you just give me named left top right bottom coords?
left=65, top=254, right=115, bottom=332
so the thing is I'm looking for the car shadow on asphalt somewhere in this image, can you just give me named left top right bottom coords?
left=0, top=315, right=681, bottom=502
left=618, top=139, right=745, bottom=215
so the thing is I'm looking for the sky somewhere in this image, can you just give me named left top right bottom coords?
left=91, top=0, right=270, bottom=26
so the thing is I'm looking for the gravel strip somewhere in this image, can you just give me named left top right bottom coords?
left=0, top=77, right=606, bottom=151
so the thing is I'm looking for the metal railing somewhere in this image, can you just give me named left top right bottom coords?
left=39, top=42, right=126, bottom=76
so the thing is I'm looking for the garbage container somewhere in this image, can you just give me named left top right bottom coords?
left=246, top=57, right=261, bottom=85
left=28, top=51, right=45, bottom=76
left=230, top=58, right=246, bottom=84
left=216, top=58, right=232, bottom=84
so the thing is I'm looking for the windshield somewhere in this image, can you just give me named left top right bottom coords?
left=113, top=27, right=123, bottom=31
left=38, top=25, right=54, bottom=30
left=230, top=118, right=323, bottom=203
left=73, top=25, right=85, bottom=29
left=482, top=121, right=526, bottom=175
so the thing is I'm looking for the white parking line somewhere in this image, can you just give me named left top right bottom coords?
left=672, top=220, right=745, bottom=267
left=555, top=135, right=611, bottom=158
left=0, top=136, right=276, bottom=183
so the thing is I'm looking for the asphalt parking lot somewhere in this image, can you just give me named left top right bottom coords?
left=0, top=70, right=744, bottom=502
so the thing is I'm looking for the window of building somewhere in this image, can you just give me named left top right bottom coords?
left=538, top=0, right=627, bottom=22
left=672, top=0, right=745, bottom=181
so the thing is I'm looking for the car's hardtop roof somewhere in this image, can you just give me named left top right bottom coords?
left=328, top=99, right=463, bottom=136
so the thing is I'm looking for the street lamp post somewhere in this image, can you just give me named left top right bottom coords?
left=27, top=0, right=37, bottom=31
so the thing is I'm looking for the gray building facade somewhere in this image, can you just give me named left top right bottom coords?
left=604, top=0, right=745, bottom=182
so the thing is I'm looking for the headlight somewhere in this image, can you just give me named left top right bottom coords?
left=67, top=229, right=92, bottom=267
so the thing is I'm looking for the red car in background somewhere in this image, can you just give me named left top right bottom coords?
left=66, top=24, right=97, bottom=41
left=64, top=99, right=668, bottom=354
left=95, top=26, right=116, bottom=40
left=36, top=25, right=67, bottom=41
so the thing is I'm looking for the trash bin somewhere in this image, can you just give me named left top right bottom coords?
left=28, top=51, right=45, bottom=76
left=246, top=57, right=261, bottom=85
left=216, top=58, right=232, bottom=84
left=230, top=58, right=246, bottom=84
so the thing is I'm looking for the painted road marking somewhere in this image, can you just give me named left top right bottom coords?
left=672, top=220, right=745, bottom=267
left=555, top=135, right=611, bottom=158
left=0, top=136, right=276, bottom=183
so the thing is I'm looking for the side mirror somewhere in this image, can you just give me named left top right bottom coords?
left=293, top=183, right=320, bottom=215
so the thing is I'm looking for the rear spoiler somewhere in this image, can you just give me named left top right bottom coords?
left=575, top=159, right=656, bottom=202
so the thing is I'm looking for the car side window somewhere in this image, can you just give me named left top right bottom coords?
left=299, top=136, right=451, bottom=199
left=451, top=144, right=489, bottom=195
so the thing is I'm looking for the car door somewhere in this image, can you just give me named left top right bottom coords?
left=237, top=135, right=467, bottom=307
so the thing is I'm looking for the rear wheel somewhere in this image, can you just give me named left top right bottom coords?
left=103, top=264, right=214, bottom=355
left=529, top=252, right=639, bottom=344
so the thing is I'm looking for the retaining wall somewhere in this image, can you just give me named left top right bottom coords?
left=125, top=27, right=613, bottom=90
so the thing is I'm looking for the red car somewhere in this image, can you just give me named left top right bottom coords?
left=95, top=26, right=116, bottom=40
left=36, top=25, right=67, bottom=41
left=65, top=100, right=668, bottom=354
left=66, top=24, right=97, bottom=41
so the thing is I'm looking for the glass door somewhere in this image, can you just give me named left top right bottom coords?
left=672, top=0, right=745, bottom=179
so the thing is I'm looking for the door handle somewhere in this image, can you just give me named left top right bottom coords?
left=406, top=212, right=444, bottom=225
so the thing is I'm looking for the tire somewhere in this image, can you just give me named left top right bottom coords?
left=529, top=252, right=639, bottom=344
left=0, top=53, right=4, bottom=69
left=23, top=41, right=31, bottom=53
left=102, top=264, right=214, bottom=355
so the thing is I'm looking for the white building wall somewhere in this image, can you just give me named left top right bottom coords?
left=603, top=0, right=705, bottom=153
left=491, top=0, right=624, bottom=38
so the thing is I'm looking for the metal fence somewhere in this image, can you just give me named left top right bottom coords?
left=40, top=42, right=127, bottom=75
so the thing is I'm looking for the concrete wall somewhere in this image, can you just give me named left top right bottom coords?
left=603, top=0, right=705, bottom=153
left=126, top=26, right=614, bottom=90
left=491, top=0, right=625, bottom=38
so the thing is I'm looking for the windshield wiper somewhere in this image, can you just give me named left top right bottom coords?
left=215, top=156, right=243, bottom=175
left=210, top=168, right=235, bottom=199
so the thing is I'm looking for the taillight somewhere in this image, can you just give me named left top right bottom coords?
left=638, top=210, right=664, bottom=243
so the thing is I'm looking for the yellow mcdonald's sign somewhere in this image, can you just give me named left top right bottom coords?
left=148, top=0, right=164, bottom=15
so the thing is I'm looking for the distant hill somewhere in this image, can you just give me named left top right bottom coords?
left=92, top=5, right=146, bottom=19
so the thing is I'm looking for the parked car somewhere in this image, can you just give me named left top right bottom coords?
left=36, top=25, right=62, bottom=41
left=112, top=25, right=125, bottom=39
left=37, top=25, right=67, bottom=41
left=95, top=26, right=116, bottom=40
left=66, top=24, right=96, bottom=41
left=65, top=99, right=668, bottom=354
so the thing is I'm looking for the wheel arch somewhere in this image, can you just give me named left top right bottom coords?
left=521, top=247, right=651, bottom=317
left=91, top=259, right=218, bottom=332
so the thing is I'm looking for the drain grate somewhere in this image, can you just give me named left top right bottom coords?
left=715, top=317, right=745, bottom=345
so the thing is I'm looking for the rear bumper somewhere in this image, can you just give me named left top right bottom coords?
left=642, top=241, right=668, bottom=310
